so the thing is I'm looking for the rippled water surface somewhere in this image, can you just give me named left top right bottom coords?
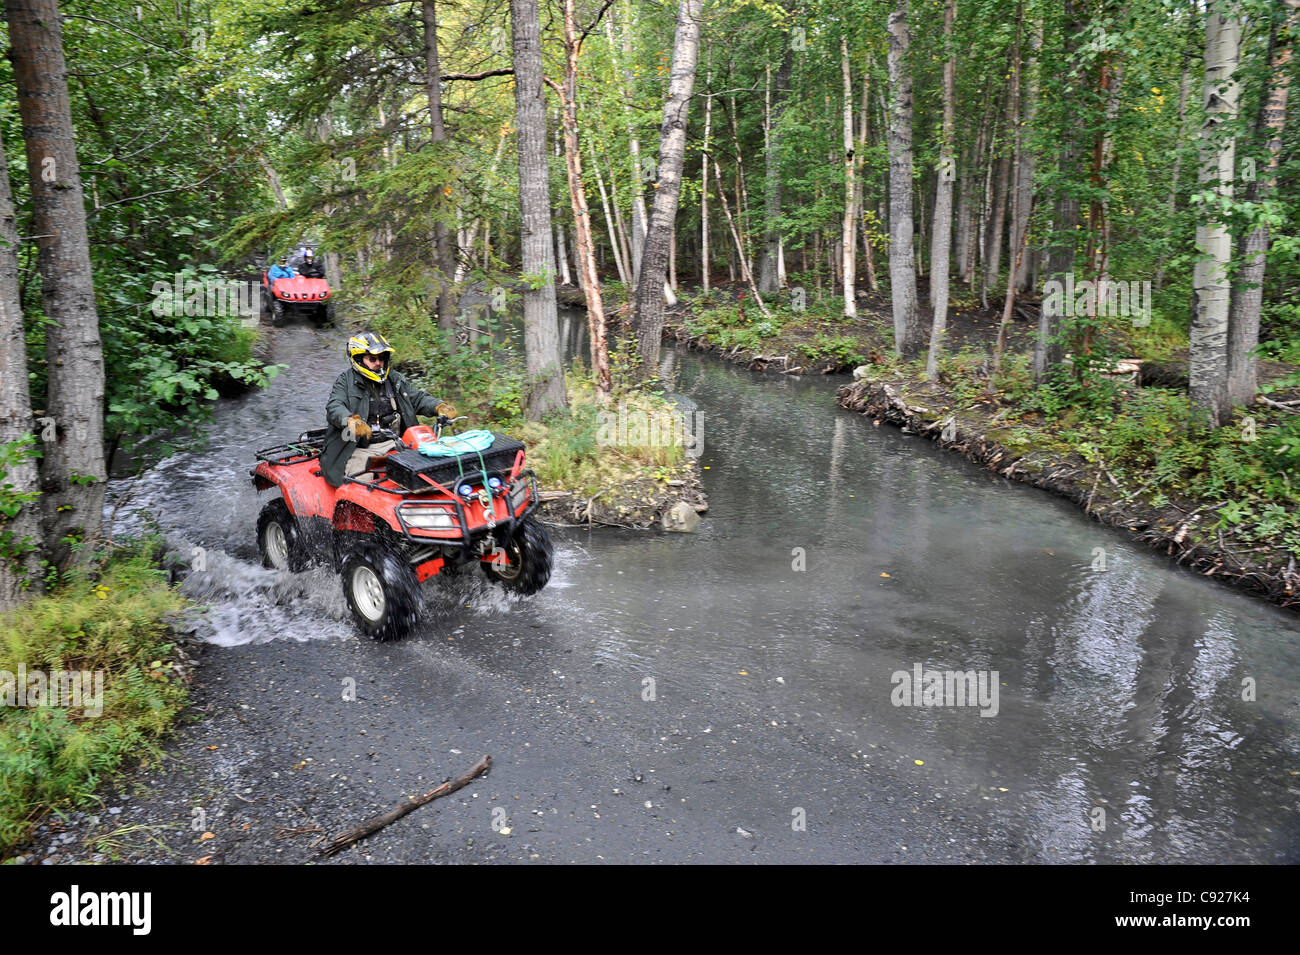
left=108, top=324, right=1300, bottom=862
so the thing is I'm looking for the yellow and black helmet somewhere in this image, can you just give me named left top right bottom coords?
left=347, top=331, right=394, bottom=383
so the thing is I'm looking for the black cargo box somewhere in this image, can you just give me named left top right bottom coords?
left=384, top=433, right=526, bottom=491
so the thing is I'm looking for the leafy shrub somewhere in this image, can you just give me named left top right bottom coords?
left=0, top=539, right=188, bottom=855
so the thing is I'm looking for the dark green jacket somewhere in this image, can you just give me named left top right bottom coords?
left=321, top=367, right=442, bottom=486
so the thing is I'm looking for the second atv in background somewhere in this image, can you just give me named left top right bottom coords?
left=261, top=244, right=335, bottom=326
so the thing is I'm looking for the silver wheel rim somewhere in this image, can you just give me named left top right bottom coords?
left=351, top=565, right=387, bottom=622
left=265, top=522, right=289, bottom=569
left=493, top=543, right=522, bottom=580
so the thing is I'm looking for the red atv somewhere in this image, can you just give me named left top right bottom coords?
left=250, top=419, right=552, bottom=640
left=261, top=272, right=335, bottom=326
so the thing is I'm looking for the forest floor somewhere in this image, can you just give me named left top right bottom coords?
left=662, top=282, right=1300, bottom=612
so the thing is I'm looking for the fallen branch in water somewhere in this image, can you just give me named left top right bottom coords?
left=317, top=755, right=491, bottom=858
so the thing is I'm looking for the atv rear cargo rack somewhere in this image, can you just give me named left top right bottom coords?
left=255, top=428, right=327, bottom=466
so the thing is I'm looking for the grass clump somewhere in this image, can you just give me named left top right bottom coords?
left=0, top=539, right=189, bottom=857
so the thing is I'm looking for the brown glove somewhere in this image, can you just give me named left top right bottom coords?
left=344, top=414, right=372, bottom=443
left=435, top=401, right=457, bottom=418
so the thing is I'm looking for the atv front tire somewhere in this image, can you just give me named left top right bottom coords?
left=482, top=516, right=553, bottom=595
left=257, top=498, right=309, bottom=573
left=271, top=298, right=286, bottom=326
left=342, top=544, right=421, bottom=641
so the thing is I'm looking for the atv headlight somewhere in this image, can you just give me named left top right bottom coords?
left=399, top=505, right=456, bottom=530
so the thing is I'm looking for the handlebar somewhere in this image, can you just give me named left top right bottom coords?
left=343, top=417, right=471, bottom=446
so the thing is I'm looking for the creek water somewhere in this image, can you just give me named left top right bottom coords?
left=107, top=321, right=1300, bottom=862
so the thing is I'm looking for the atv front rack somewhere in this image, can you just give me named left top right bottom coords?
left=387, top=468, right=541, bottom=560
left=255, top=428, right=327, bottom=466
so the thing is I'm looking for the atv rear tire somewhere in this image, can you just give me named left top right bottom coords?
left=257, top=498, right=309, bottom=573
left=482, top=516, right=552, bottom=595
left=342, top=544, right=421, bottom=641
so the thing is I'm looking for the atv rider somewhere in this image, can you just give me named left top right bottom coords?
left=268, top=256, right=296, bottom=280
left=299, top=249, right=325, bottom=279
left=321, top=332, right=455, bottom=487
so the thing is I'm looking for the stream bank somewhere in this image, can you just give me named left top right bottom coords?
left=648, top=286, right=1300, bottom=614
left=837, top=375, right=1300, bottom=612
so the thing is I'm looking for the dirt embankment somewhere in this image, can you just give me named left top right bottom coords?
left=838, top=376, right=1300, bottom=611
left=536, top=463, right=708, bottom=531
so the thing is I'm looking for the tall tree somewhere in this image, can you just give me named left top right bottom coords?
left=1227, top=0, right=1298, bottom=409
left=886, top=0, right=923, bottom=358
left=633, top=0, right=705, bottom=372
left=758, top=44, right=793, bottom=293
left=925, top=0, right=957, bottom=380
left=841, top=34, right=858, bottom=320
left=1190, top=3, right=1241, bottom=426
left=0, top=137, right=42, bottom=608
left=423, top=0, right=459, bottom=342
left=6, top=0, right=106, bottom=566
left=700, top=68, right=714, bottom=295
left=1011, top=20, right=1041, bottom=293
left=1035, top=0, right=1082, bottom=384
left=510, top=0, right=567, bottom=418
left=548, top=0, right=611, bottom=398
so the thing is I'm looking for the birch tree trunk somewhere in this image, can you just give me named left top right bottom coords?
left=957, top=95, right=990, bottom=286
left=7, top=0, right=106, bottom=566
left=1012, top=22, right=1041, bottom=292
left=758, top=47, right=793, bottom=293
left=1035, top=0, right=1081, bottom=384
left=992, top=21, right=1026, bottom=379
left=610, top=176, right=633, bottom=281
left=841, top=36, right=858, bottom=320
left=726, top=95, right=754, bottom=275
left=853, top=67, right=878, bottom=294
left=633, top=0, right=705, bottom=372
left=887, top=0, right=923, bottom=358
left=588, top=141, right=629, bottom=285
left=983, top=74, right=1012, bottom=304
left=550, top=0, right=610, bottom=397
left=423, top=0, right=458, bottom=341
left=713, top=157, right=771, bottom=318
left=701, top=73, right=713, bottom=295
left=925, top=0, right=957, bottom=380
left=1226, top=0, right=1297, bottom=409
left=555, top=221, right=572, bottom=286
left=0, top=135, right=42, bottom=606
left=257, top=151, right=289, bottom=210
left=510, top=0, right=566, bottom=418
left=553, top=118, right=572, bottom=286
left=1190, top=5, right=1241, bottom=427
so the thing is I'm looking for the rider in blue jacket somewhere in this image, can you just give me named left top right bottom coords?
left=268, top=256, right=296, bottom=280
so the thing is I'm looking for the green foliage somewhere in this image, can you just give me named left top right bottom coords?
left=1258, top=300, right=1300, bottom=364
left=101, top=264, right=284, bottom=463
left=685, top=303, right=784, bottom=354
left=937, top=344, right=994, bottom=406
left=804, top=333, right=865, bottom=369
left=513, top=375, right=685, bottom=496
left=0, top=539, right=189, bottom=855
left=1029, top=361, right=1123, bottom=424
left=536, top=402, right=600, bottom=489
